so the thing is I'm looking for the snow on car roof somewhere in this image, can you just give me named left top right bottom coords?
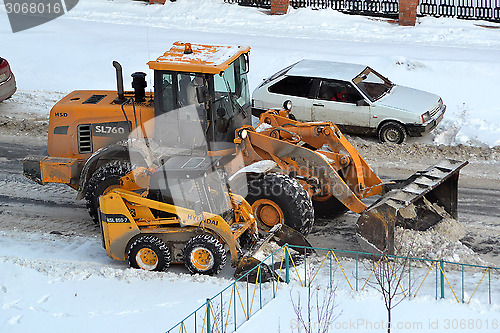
left=286, top=59, right=366, bottom=81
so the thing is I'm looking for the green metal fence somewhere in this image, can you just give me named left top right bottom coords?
left=166, top=244, right=499, bottom=333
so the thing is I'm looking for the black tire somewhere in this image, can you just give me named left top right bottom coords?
left=378, top=121, right=407, bottom=144
left=183, top=234, right=227, bottom=276
left=312, top=196, right=349, bottom=218
left=246, top=173, right=314, bottom=235
left=85, top=160, right=131, bottom=223
left=128, top=235, right=171, bottom=272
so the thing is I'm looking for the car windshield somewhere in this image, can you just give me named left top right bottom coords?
left=353, top=67, right=393, bottom=102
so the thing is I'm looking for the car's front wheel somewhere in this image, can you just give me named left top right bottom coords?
left=378, top=121, right=407, bottom=144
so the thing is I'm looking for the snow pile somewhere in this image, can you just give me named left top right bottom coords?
left=251, top=241, right=284, bottom=262
left=394, top=218, right=486, bottom=266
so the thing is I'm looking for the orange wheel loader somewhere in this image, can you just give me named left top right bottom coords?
left=23, top=42, right=467, bottom=254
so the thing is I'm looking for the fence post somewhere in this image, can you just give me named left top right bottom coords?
left=382, top=256, right=385, bottom=290
left=246, top=275, right=249, bottom=320
left=355, top=253, right=359, bottom=291
left=461, top=265, right=464, bottom=303
left=272, top=254, right=276, bottom=298
left=271, top=0, right=289, bottom=15
left=408, top=258, right=412, bottom=298
left=488, top=268, right=491, bottom=305
left=234, top=285, right=237, bottom=331
left=435, top=261, right=438, bottom=300
left=285, top=245, right=290, bottom=284
left=220, top=292, right=224, bottom=330
left=260, top=267, right=263, bottom=309
left=440, top=260, right=445, bottom=299
left=399, top=0, right=419, bottom=26
left=206, top=298, right=211, bottom=333
left=304, top=247, right=307, bottom=287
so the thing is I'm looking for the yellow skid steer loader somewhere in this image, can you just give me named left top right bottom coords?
left=99, top=155, right=309, bottom=277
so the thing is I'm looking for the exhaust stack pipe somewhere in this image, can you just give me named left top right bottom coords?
left=131, top=72, right=147, bottom=103
left=113, top=61, right=126, bottom=104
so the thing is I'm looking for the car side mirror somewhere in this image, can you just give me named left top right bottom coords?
left=196, top=86, right=208, bottom=104
left=357, top=99, right=369, bottom=106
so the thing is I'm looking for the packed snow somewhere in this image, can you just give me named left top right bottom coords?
left=1, top=0, right=499, bottom=332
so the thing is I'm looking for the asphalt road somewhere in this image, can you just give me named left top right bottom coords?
left=0, top=137, right=498, bottom=265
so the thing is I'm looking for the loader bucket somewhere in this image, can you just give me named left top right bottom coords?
left=234, top=256, right=276, bottom=282
left=356, top=159, right=468, bottom=254
left=234, top=224, right=313, bottom=281
left=268, top=224, right=313, bottom=249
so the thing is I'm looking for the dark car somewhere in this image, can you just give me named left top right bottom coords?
left=0, top=57, right=16, bottom=102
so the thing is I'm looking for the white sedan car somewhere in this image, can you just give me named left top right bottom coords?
left=252, top=60, right=445, bottom=144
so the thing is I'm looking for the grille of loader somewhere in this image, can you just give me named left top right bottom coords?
left=77, top=124, right=93, bottom=154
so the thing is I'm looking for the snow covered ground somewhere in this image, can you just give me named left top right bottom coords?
left=1, top=231, right=498, bottom=333
left=2, top=0, right=500, bottom=146
left=0, top=231, right=238, bottom=332
left=1, top=0, right=500, bottom=332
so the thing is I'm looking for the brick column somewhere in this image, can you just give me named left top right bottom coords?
left=399, top=0, right=419, bottom=26
left=271, top=0, right=289, bottom=15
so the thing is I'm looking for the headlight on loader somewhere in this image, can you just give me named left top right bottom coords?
left=240, top=129, right=248, bottom=139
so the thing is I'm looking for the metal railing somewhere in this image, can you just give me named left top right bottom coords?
left=225, top=0, right=500, bottom=22
left=167, top=244, right=499, bottom=333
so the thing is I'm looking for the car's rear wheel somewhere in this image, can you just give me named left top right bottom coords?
left=378, top=121, right=406, bottom=144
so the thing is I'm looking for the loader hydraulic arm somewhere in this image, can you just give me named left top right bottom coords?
left=258, top=111, right=384, bottom=196
left=234, top=111, right=384, bottom=213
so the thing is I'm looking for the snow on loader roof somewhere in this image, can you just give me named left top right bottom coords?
left=148, top=41, right=250, bottom=74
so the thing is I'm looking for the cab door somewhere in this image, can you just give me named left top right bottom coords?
left=311, top=79, right=371, bottom=129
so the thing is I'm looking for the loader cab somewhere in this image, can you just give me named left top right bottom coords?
left=149, top=42, right=252, bottom=153
left=148, top=155, right=233, bottom=220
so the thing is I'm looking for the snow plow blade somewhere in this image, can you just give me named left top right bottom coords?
left=356, top=159, right=468, bottom=254
left=234, top=224, right=312, bottom=281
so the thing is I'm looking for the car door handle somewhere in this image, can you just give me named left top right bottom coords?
left=313, top=103, right=324, bottom=107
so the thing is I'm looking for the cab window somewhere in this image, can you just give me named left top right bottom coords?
left=177, top=73, right=204, bottom=108
left=157, top=72, right=175, bottom=114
